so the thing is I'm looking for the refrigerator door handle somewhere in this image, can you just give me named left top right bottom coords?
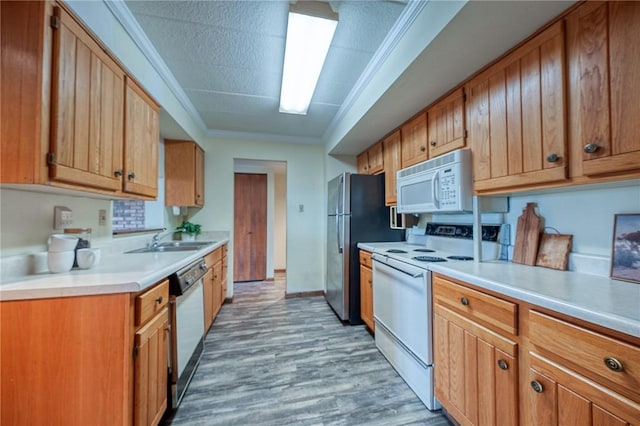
left=336, top=215, right=343, bottom=254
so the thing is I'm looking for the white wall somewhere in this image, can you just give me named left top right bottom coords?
left=507, top=182, right=640, bottom=257
left=274, top=169, right=287, bottom=270
left=193, top=138, right=325, bottom=295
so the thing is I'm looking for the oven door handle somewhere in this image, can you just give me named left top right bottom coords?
left=372, top=254, right=424, bottom=278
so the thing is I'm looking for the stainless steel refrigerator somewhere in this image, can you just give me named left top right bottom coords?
left=326, top=172, right=404, bottom=324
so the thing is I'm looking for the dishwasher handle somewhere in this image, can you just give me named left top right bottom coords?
left=372, top=254, right=424, bottom=278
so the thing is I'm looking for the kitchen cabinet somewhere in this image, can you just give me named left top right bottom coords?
left=359, top=249, right=374, bottom=332
left=204, top=244, right=227, bottom=330
left=133, top=280, right=169, bottom=426
left=165, top=140, right=205, bottom=207
left=357, top=141, right=383, bottom=175
left=400, top=113, right=428, bottom=169
left=433, top=274, right=518, bottom=426
left=467, top=21, right=567, bottom=194
left=528, top=310, right=640, bottom=425
left=566, top=1, right=640, bottom=180
left=123, top=77, right=159, bottom=199
left=49, top=5, right=124, bottom=192
left=427, top=87, right=466, bottom=159
left=0, top=279, right=171, bottom=426
left=382, top=130, right=401, bottom=205
left=0, top=1, right=158, bottom=200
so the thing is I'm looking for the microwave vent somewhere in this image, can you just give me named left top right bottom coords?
left=398, top=149, right=462, bottom=178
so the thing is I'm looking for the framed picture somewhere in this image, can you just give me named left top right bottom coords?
left=611, top=213, right=640, bottom=284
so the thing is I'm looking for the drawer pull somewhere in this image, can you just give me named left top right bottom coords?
left=460, top=297, right=469, bottom=306
left=155, top=296, right=163, bottom=304
left=604, top=356, right=624, bottom=372
left=430, top=140, right=437, bottom=147
left=530, top=380, right=543, bottom=393
left=497, top=359, right=509, bottom=370
left=583, top=143, right=599, bottom=154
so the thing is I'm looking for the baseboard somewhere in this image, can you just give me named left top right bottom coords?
left=224, top=296, right=234, bottom=304
left=264, top=277, right=274, bottom=282
left=274, top=268, right=286, bottom=273
left=284, top=290, right=324, bottom=299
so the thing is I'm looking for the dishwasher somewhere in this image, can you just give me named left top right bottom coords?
left=168, top=258, right=208, bottom=408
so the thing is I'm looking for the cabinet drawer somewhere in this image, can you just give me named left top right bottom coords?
left=433, top=275, right=517, bottom=336
left=205, top=247, right=222, bottom=268
left=529, top=310, right=640, bottom=402
left=135, top=279, right=169, bottom=327
left=359, top=250, right=373, bottom=268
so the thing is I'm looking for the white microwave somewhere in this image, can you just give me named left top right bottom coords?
left=396, top=148, right=472, bottom=214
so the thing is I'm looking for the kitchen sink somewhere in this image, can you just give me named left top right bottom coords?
left=125, top=241, right=215, bottom=253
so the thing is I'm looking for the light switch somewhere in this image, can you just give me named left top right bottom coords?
left=98, top=209, right=107, bottom=226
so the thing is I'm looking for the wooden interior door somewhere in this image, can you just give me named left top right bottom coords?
left=234, top=173, right=267, bottom=282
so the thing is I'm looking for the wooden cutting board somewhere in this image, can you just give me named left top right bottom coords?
left=536, top=233, right=573, bottom=270
left=512, top=203, right=542, bottom=265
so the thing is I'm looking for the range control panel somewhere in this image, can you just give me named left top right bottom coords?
left=425, top=223, right=502, bottom=242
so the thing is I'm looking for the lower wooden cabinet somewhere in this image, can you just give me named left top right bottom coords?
left=434, top=304, right=518, bottom=426
left=359, top=250, right=374, bottom=331
left=204, top=244, right=228, bottom=331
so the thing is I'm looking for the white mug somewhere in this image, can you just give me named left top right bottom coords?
left=48, top=250, right=75, bottom=273
left=76, top=248, right=101, bottom=269
left=48, top=234, right=79, bottom=252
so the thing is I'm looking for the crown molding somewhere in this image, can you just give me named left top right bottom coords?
left=322, top=0, right=429, bottom=141
left=103, top=0, right=208, bottom=133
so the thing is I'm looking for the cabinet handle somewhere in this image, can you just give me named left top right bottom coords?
left=584, top=143, right=599, bottom=154
left=530, top=380, right=543, bottom=393
left=128, top=172, right=136, bottom=180
left=114, top=168, right=123, bottom=177
left=155, top=296, right=163, bottom=304
left=497, top=359, right=509, bottom=370
left=546, top=153, right=559, bottom=163
left=420, top=146, right=426, bottom=152
left=604, top=356, right=624, bottom=372
left=430, top=141, right=437, bottom=147
left=460, top=297, right=469, bottom=306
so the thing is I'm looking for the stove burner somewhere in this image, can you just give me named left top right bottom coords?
left=386, top=249, right=408, bottom=254
left=413, top=248, right=435, bottom=253
left=412, top=256, right=447, bottom=262
left=447, top=255, right=474, bottom=261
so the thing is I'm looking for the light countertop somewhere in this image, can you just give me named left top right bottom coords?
left=358, top=242, right=640, bottom=339
left=0, top=239, right=228, bottom=301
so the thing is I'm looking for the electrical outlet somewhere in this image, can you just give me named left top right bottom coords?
left=54, top=206, right=72, bottom=229
left=98, top=209, right=107, bottom=226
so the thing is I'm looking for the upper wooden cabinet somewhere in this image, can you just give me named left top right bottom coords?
left=566, top=1, right=640, bottom=179
left=467, top=21, right=567, bottom=193
left=382, top=130, right=401, bottom=205
left=401, top=113, right=428, bottom=168
left=123, top=78, right=159, bottom=199
left=0, top=2, right=159, bottom=200
left=49, top=5, right=124, bottom=192
left=165, top=140, right=205, bottom=207
left=357, top=141, right=383, bottom=175
left=427, top=87, right=466, bottom=158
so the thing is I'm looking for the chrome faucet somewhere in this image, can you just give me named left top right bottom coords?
left=148, top=229, right=170, bottom=249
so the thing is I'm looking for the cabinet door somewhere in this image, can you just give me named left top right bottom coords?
left=195, top=145, right=205, bottom=206
left=359, top=265, right=374, bottom=331
left=50, top=6, right=124, bottom=192
left=383, top=130, right=401, bottom=205
left=367, top=141, right=384, bottom=174
left=567, top=1, right=640, bottom=177
left=427, top=87, right=466, bottom=158
left=202, top=268, right=214, bottom=331
left=401, top=113, right=428, bottom=168
left=212, top=260, right=223, bottom=319
left=434, top=308, right=518, bottom=426
left=357, top=151, right=369, bottom=174
left=134, top=307, right=169, bottom=426
left=528, top=354, right=639, bottom=426
left=468, top=21, right=567, bottom=193
left=124, top=77, right=159, bottom=198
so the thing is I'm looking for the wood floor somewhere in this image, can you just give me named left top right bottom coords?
left=164, top=274, right=451, bottom=426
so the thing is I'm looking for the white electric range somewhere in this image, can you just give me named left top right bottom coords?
left=365, top=223, right=504, bottom=411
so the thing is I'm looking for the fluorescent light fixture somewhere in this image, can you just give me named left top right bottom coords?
left=279, top=2, right=338, bottom=115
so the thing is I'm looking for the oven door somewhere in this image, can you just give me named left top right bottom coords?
left=397, top=168, right=440, bottom=214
